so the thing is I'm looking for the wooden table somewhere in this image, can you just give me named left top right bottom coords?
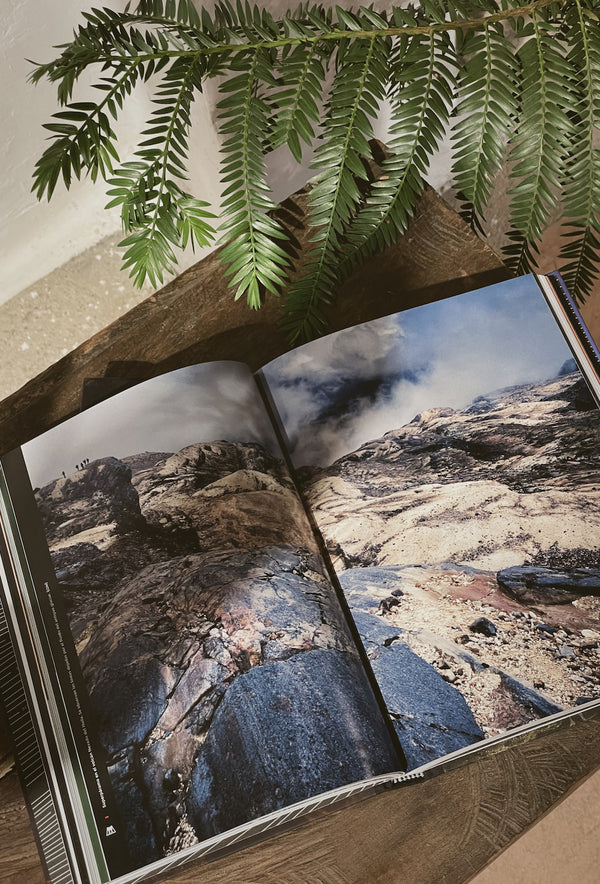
left=1, top=182, right=598, bottom=883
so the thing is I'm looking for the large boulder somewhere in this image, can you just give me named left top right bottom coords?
left=35, top=456, right=144, bottom=543
left=80, top=545, right=363, bottom=853
left=348, top=607, right=485, bottom=770
left=497, top=565, right=600, bottom=605
left=369, top=639, right=485, bottom=769
left=187, top=648, right=400, bottom=840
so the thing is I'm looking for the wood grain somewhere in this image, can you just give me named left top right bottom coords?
left=0, top=711, right=597, bottom=884
left=0, top=184, right=509, bottom=456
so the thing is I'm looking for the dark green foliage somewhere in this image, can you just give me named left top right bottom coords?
left=452, top=24, right=520, bottom=231
left=504, top=14, right=575, bottom=274
left=218, top=47, right=291, bottom=306
left=340, top=28, right=455, bottom=276
left=30, top=0, right=600, bottom=341
left=557, top=0, right=600, bottom=295
left=282, top=32, right=392, bottom=341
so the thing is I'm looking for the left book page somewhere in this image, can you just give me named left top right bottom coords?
left=0, top=361, right=400, bottom=884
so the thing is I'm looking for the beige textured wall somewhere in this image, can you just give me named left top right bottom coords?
left=1, top=0, right=454, bottom=309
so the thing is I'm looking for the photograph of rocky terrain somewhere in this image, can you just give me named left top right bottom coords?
left=263, top=277, right=600, bottom=771
left=302, top=370, right=600, bottom=767
left=21, top=364, right=399, bottom=870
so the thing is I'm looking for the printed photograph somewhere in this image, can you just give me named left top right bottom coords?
left=21, top=362, right=398, bottom=868
left=263, top=277, right=600, bottom=770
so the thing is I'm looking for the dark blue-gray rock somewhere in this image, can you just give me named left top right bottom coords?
left=497, top=565, right=600, bottom=605
left=88, top=636, right=176, bottom=754
left=559, top=645, right=577, bottom=659
left=339, top=568, right=484, bottom=768
left=536, top=622, right=556, bottom=636
left=499, top=672, right=562, bottom=719
left=469, top=617, right=497, bottom=637
left=351, top=610, right=404, bottom=647
left=338, top=565, right=413, bottom=614
left=108, top=749, right=159, bottom=867
left=186, top=648, right=400, bottom=840
left=379, top=595, right=402, bottom=613
left=365, top=640, right=484, bottom=770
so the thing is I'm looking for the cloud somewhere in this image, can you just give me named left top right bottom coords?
left=263, top=277, right=574, bottom=467
left=23, top=362, right=281, bottom=488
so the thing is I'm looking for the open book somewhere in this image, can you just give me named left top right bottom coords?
left=1, top=273, right=599, bottom=884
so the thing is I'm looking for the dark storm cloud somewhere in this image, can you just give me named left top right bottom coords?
left=262, top=278, right=574, bottom=467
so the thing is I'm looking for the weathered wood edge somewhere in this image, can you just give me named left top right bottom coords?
left=1, top=708, right=598, bottom=884
left=0, top=184, right=510, bottom=455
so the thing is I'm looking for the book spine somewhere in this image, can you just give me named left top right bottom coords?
left=539, top=272, right=600, bottom=404
left=550, top=271, right=600, bottom=361
left=0, top=519, right=82, bottom=884
left=0, top=456, right=130, bottom=883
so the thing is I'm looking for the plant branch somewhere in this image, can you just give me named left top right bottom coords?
left=30, top=0, right=600, bottom=339
left=35, top=0, right=563, bottom=71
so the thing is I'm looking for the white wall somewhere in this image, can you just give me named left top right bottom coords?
left=1, top=1, right=453, bottom=307
left=1, top=0, right=223, bottom=306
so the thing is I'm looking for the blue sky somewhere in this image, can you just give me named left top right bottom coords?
left=262, top=276, right=575, bottom=468
left=22, top=277, right=577, bottom=487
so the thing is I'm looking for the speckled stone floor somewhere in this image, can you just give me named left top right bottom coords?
left=0, top=219, right=599, bottom=884
left=0, top=231, right=147, bottom=400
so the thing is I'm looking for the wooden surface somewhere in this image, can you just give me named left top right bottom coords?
left=0, top=182, right=510, bottom=455
left=1, top=705, right=598, bottom=884
left=1, top=182, right=598, bottom=883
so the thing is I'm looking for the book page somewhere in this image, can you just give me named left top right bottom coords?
left=262, top=276, right=600, bottom=771
left=3, top=361, right=399, bottom=880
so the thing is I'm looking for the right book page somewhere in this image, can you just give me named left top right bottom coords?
left=261, top=275, right=600, bottom=770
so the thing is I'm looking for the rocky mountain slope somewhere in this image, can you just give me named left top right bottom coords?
left=301, top=371, right=600, bottom=763
left=35, top=441, right=398, bottom=865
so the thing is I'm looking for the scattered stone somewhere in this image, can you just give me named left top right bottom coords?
left=536, top=623, right=556, bottom=636
left=378, top=595, right=402, bottom=614
left=469, top=617, right=497, bottom=637
left=559, top=645, right=577, bottom=659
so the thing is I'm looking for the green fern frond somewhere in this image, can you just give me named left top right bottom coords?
left=135, top=0, right=202, bottom=27
left=560, top=225, right=600, bottom=298
left=270, top=42, right=328, bottom=163
left=451, top=22, right=520, bottom=229
left=217, top=48, right=291, bottom=308
left=557, top=0, right=600, bottom=298
left=29, top=0, right=600, bottom=339
left=31, top=59, right=142, bottom=199
left=340, top=28, right=456, bottom=274
left=504, top=15, right=575, bottom=275
left=106, top=55, right=215, bottom=287
left=282, top=33, right=391, bottom=342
